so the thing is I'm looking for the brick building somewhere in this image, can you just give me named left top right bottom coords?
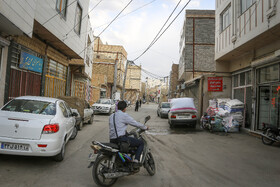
left=0, top=0, right=91, bottom=105
left=124, top=63, right=141, bottom=104
left=92, top=37, right=127, bottom=103
left=178, top=9, right=231, bottom=117
left=169, top=64, right=179, bottom=98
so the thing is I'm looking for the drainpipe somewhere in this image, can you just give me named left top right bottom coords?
left=193, top=17, right=195, bottom=79
left=41, top=44, right=48, bottom=96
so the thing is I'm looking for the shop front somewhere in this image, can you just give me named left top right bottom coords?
left=256, top=62, right=280, bottom=130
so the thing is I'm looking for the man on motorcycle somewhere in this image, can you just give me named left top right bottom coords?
left=109, top=101, right=148, bottom=164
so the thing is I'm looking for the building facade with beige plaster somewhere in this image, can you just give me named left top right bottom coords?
left=215, top=0, right=280, bottom=131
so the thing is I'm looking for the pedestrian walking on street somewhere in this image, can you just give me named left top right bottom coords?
left=139, top=99, right=142, bottom=108
left=135, top=100, right=139, bottom=112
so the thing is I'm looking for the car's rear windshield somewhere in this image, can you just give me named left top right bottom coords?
left=162, top=103, right=170, bottom=108
left=2, top=99, right=56, bottom=115
left=96, top=99, right=111, bottom=104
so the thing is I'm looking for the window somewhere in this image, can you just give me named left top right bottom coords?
left=59, top=102, right=68, bottom=117
left=258, top=64, right=279, bottom=83
left=74, top=3, right=82, bottom=35
left=233, top=70, right=252, bottom=88
left=221, top=5, right=231, bottom=31
left=241, top=0, right=256, bottom=14
left=56, top=0, right=68, bottom=18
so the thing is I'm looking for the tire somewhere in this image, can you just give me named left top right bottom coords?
left=53, top=140, right=66, bottom=162
left=160, top=113, right=163, bottom=118
left=145, top=152, right=156, bottom=176
left=78, top=121, right=83, bottom=130
left=92, top=155, right=118, bottom=187
left=108, top=109, right=112, bottom=116
left=169, top=121, right=174, bottom=128
left=191, top=122, right=196, bottom=129
left=157, top=111, right=159, bottom=117
left=89, top=115, right=94, bottom=125
left=70, top=125, right=78, bottom=140
left=262, top=129, right=275, bottom=145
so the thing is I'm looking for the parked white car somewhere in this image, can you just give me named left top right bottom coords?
left=92, top=99, right=116, bottom=114
left=0, top=96, right=77, bottom=161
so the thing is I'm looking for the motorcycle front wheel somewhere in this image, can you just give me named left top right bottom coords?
left=145, top=152, right=156, bottom=176
left=92, top=155, right=118, bottom=187
left=262, top=129, right=275, bottom=145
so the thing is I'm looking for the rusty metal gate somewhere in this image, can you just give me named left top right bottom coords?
left=44, top=59, right=67, bottom=98
left=8, top=68, right=41, bottom=100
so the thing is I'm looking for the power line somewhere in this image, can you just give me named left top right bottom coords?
left=93, top=0, right=157, bottom=29
left=61, top=0, right=157, bottom=41
left=62, top=0, right=103, bottom=41
left=133, top=0, right=192, bottom=62
left=78, top=0, right=134, bottom=56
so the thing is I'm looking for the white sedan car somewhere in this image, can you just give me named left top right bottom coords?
left=92, top=99, right=116, bottom=114
left=0, top=96, right=77, bottom=161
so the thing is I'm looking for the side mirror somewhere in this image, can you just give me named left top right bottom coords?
left=144, top=115, right=151, bottom=124
left=72, top=112, right=78, bottom=117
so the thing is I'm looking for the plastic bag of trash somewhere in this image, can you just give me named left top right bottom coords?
left=170, top=97, right=197, bottom=113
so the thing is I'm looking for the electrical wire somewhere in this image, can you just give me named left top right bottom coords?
left=133, top=0, right=192, bottom=62
left=62, top=0, right=103, bottom=41
left=78, top=0, right=134, bottom=56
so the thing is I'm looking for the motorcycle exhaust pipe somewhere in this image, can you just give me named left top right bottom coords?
left=104, top=172, right=130, bottom=179
left=261, top=134, right=279, bottom=142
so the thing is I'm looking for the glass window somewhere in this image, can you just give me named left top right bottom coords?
left=2, top=99, right=56, bottom=115
left=241, top=0, right=256, bottom=14
left=259, top=64, right=279, bottom=83
left=221, top=5, right=231, bottom=31
left=246, top=71, right=252, bottom=85
left=74, top=3, right=82, bottom=35
left=234, top=74, right=239, bottom=87
left=161, top=103, right=171, bottom=108
left=59, top=102, right=68, bottom=117
left=56, top=0, right=68, bottom=18
left=240, top=72, right=245, bottom=86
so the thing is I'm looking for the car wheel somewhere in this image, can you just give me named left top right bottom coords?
left=78, top=121, right=83, bottom=130
left=53, top=140, right=66, bottom=162
left=160, top=113, right=163, bottom=118
left=157, top=111, right=159, bottom=117
left=89, top=115, right=94, bottom=124
left=108, top=109, right=112, bottom=115
left=70, top=125, right=78, bottom=140
left=169, top=121, right=174, bottom=128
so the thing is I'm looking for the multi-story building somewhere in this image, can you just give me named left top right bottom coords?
left=124, top=63, right=141, bottom=104
left=92, top=37, right=127, bottom=103
left=169, top=64, right=179, bottom=98
left=215, top=0, right=280, bottom=131
left=0, top=0, right=91, bottom=106
left=178, top=9, right=231, bottom=117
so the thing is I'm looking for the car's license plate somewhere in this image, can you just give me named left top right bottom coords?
left=1, top=142, right=29, bottom=151
left=177, top=114, right=191, bottom=119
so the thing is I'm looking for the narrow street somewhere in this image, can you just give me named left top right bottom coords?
left=0, top=103, right=280, bottom=187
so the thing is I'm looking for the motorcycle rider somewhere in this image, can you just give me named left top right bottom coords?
left=109, top=101, right=148, bottom=164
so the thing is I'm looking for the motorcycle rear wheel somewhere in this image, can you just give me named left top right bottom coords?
left=145, top=152, right=156, bottom=176
left=262, top=129, right=275, bottom=145
left=92, top=155, right=118, bottom=187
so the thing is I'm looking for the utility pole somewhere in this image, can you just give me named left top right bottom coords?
left=112, top=53, right=119, bottom=100
left=121, top=60, right=132, bottom=100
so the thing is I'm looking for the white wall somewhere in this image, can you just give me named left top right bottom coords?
left=35, top=0, right=90, bottom=59
left=0, top=0, right=37, bottom=37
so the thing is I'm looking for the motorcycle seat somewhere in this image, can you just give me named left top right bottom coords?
left=101, top=143, right=119, bottom=149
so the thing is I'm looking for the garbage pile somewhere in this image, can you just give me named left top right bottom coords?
left=201, top=98, right=244, bottom=132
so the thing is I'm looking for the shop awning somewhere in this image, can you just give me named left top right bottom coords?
left=184, top=75, right=203, bottom=88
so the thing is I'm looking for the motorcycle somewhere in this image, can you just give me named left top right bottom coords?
left=200, top=112, right=215, bottom=132
left=261, top=122, right=280, bottom=145
left=88, top=116, right=156, bottom=186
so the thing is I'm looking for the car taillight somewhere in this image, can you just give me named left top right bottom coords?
left=171, top=115, right=176, bottom=118
left=42, top=124, right=59, bottom=134
left=192, top=115, right=197, bottom=119
left=211, top=117, right=215, bottom=121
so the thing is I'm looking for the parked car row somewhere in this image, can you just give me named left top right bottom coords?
left=0, top=95, right=96, bottom=162
left=157, top=98, right=198, bottom=129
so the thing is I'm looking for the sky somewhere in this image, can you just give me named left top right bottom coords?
left=89, top=0, right=215, bottom=80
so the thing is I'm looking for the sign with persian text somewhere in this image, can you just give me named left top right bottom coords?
left=19, top=52, right=43, bottom=73
left=208, top=77, right=223, bottom=92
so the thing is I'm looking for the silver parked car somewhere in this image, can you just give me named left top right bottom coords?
left=157, top=102, right=171, bottom=118
left=0, top=96, right=77, bottom=161
left=168, top=98, right=197, bottom=128
left=92, top=99, right=116, bottom=114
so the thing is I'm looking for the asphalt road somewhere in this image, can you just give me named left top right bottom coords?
left=0, top=103, right=280, bottom=187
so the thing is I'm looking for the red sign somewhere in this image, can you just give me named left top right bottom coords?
left=208, top=77, right=223, bottom=92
